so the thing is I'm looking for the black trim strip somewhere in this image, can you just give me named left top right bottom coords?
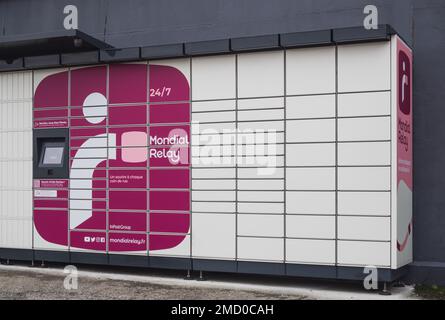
left=24, top=54, right=60, bottom=68
left=185, top=39, right=231, bottom=56
left=0, top=58, right=24, bottom=71
left=100, top=47, right=141, bottom=62
left=280, top=30, right=332, bottom=48
left=231, top=34, right=280, bottom=52
left=333, top=25, right=395, bottom=44
left=61, top=51, right=99, bottom=66
left=0, top=24, right=403, bottom=71
left=141, top=44, right=184, bottom=59
left=0, top=248, right=407, bottom=281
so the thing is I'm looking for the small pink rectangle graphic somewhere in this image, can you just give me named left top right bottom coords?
left=149, top=190, right=190, bottom=211
left=109, top=148, right=148, bottom=168
left=70, top=231, right=106, bottom=251
left=108, top=232, right=147, bottom=252
left=109, top=211, right=147, bottom=232
left=149, top=169, right=189, bottom=189
left=109, top=190, right=148, bottom=211
left=109, top=169, right=147, bottom=189
left=34, top=119, right=68, bottom=129
left=37, top=179, right=69, bottom=189
left=109, top=126, right=147, bottom=147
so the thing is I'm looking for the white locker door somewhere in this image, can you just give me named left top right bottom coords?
left=0, top=71, right=33, bottom=249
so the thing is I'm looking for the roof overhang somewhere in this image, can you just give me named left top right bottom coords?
left=0, top=29, right=113, bottom=60
left=0, top=25, right=403, bottom=72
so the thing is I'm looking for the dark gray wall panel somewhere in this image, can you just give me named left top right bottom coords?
left=411, top=1, right=445, bottom=263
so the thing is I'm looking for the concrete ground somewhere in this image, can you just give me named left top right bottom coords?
left=0, top=262, right=419, bottom=300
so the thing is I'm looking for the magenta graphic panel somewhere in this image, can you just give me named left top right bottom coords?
left=73, top=211, right=107, bottom=231
left=150, top=103, right=190, bottom=124
left=35, top=179, right=68, bottom=189
left=149, top=234, right=187, bottom=251
left=149, top=125, right=190, bottom=144
left=70, top=66, right=107, bottom=107
left=109, top=64, right=148, bottom=104
left=109, top=190, right=148, bottom=211
left=34, top=119, right=68, bottom=129
left=70, top=231, right=106, bottom=251
left=149, top=169, right=190, bottom=189
left=34, top=108, right=68, bottom=120
left=70, top=114, right=107, bottom=127
left=150, top=213, right=190, bottom=233
left=109, top=212, right=147, bottom=232
left=396, top=38, right=413, bottom=254
left=109, top=233, right=147, bottom=252
left=70, top=127, right=106, bottom=138
left=33, top=63, right=190, bottom=253
left=34, top=71, right=68, bottom=108
left=34, top=210, right=68, bottom=246
left=34, top=199, right=69, bottom=209
left=109, top=105, right=147, bottom=125
left=149, top=64, right=189, bottom=102
left=150, top=190, right=190, bottom=211
left=109, top=170, right=147, bottom=189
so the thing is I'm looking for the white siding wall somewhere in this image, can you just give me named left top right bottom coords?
left=0, top=71, right=33, bottom=249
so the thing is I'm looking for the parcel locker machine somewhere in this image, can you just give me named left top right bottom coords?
left=0, top=26, right=412, bottom=282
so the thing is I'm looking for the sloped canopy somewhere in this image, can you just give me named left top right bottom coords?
left=0, top=29, right=112, bottom=60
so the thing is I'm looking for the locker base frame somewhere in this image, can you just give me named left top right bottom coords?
left=0, top=248, right=408, bottom=283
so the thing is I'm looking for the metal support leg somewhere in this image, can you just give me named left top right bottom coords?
left=184, top=269, right=193, bottom=280
left=197, top=270, right=206, bottom=281
left=379, top=282, right=392, bottom=295
left=40, top=260, right=45, bottom=268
